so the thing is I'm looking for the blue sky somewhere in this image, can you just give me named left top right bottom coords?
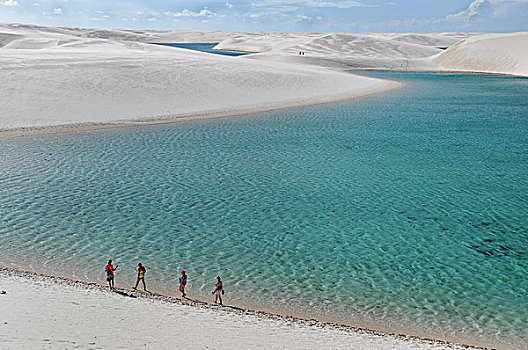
left=1, top=0, right=527, bottom=32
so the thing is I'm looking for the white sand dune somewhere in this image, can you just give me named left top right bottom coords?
left=0, top=270, right=479, bottom=350
left=231, top=32, right=464, bottom=59
left=374, top=33, right=469, bottom=48
left=214, top=31, right=527, bottom=77
left=214, top=32, right=318, bottom=52
left=0, top=23, right=398, bottom=134
left=219, top=32, right=471, bottom=70
left=429, top=32, right=528, bottom=76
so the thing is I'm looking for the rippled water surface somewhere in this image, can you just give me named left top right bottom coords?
left=1, top=72, right=527, bottom=349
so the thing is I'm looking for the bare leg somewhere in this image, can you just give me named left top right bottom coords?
left=142, top=279, right=147, bottom=291
left=219, top=294, right=222, bottom=305
left=133, top=278, right=139, bottom=290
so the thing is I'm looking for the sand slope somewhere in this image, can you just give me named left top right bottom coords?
left=0, top=23, right=397, bottom=133
left=0, top=271, right=480, bottom=350
left=430, top=32, right=528, bottom=76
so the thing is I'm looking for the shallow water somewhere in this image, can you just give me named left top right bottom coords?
left=1, top=72, right=527, bottom=349
left=153, top=43, right=250, bottom=56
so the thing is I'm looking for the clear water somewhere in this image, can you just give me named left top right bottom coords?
left=1, top=72, right=527, bottom=349
left=153, top=43, right=250, bottom=56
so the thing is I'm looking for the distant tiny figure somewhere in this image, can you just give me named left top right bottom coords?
left=299, top=51, right=301, bottom=55
left=212, top=276, right=223, bottom=305
left=179, top=270, right=187, bottom=298
left=105, top=259, right=118, bottom=290
left=133, top=263, right=147, bottom=291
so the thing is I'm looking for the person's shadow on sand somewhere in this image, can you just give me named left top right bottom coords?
left=113, top=290, right=137, bottom=298
left=112, top=290, right=243, bottom=311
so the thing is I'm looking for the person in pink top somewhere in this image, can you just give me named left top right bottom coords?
left=179, top=270, right=187, bottom=298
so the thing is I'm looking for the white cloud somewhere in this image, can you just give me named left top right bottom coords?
left=443, top=0, right=528, bottom=23
left=3, top=0, right=19, bottom=6
left=296, top=13, right=322, bottom=25
left=488, top=0, right=528, bottom=16
left=245, top=4, right=299, bottom=18
left=445, top=0, right=486, bottom=22
left=297, top=14, right=322, bottom=20
left=164, top=7, right=217, bottom=18
left=52, top=7, right=63, bottom=14
left=225, top=2, right=233, bottom=8
left=359, top=0, right=528, bottom=32
left=305, top=0, right=373, bottom=8
left=254, top=0, right=374, bottom=9
left=245, top=0, right=373, bottom=19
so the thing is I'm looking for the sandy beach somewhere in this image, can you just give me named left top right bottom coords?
left=0, top=268, right=489, bottom=350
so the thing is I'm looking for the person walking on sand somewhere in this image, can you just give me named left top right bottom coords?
left=212, top=276, right=224, bottom=305
left=179, top=270, right=187, bottom=298
left=105, top=259, right=118, bottom=290
left=133, top=263, right=147, bottom=291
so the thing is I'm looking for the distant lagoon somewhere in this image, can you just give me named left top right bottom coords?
left=1, top=72, right=527, bottom=349
left=153, top=42, right=251, bottom=56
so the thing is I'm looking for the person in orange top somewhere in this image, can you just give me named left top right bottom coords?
left=105, top=259, right=118, bottom=290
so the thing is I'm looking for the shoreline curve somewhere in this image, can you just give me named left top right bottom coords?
left=0, top=75, right=400, bottom=140
left=0, top=267, right=493, bottom=350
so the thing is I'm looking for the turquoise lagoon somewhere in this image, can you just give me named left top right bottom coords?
left=0, top=72, right=527, bottom=349
left=154, top=42, right=250, bottom=56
